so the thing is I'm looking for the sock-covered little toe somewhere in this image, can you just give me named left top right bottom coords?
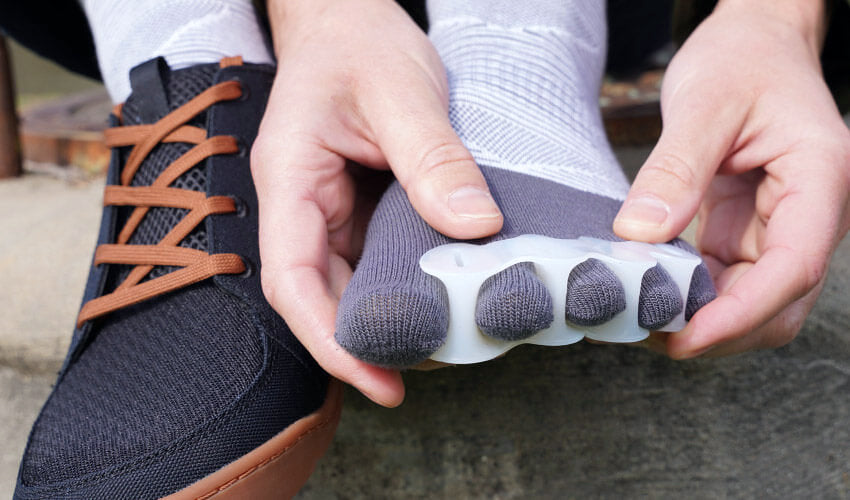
left=685, top=263, right=717, bottom=320
left=666, top=239, right=717, bottom=320
left=638, top=265, right=683, bottom=330
left=475, top=262, right=553, bottom=341
left=566, top=258, right=627, bottom=326
left=335, top=282, right=449, bottom=368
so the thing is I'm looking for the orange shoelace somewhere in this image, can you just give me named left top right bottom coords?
left=76, top=78, right=247, bottom=328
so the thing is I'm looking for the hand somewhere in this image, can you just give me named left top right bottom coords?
left=613, top=0, right=850, bottom=358
left=251, top=0, right=503, bottom=406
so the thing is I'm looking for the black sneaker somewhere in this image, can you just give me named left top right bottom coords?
left=14, top=57, right=341, bottom=500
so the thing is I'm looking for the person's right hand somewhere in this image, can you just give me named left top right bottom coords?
left=252, top=0, right=504, bottom=407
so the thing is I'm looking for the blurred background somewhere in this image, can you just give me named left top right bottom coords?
left=0, top=39, right=106, bottom=499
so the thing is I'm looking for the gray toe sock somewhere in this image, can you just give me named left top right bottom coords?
left=335, top=0, right=717, bottom=367
left=335, top=182, right=451, bottom=368
left=638, top=265, right=684, bottom=330
left=685, top=260, right=717, bottom=320
left=475, top=262, right=554, bottom=341
left=566, top=259, right=627, bottom=327
left=336, top=168, right=715, bottom=368
left=668, top=239, right=718, bottom=321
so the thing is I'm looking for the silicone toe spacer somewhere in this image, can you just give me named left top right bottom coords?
left=419, top=235, right=701, bottom=364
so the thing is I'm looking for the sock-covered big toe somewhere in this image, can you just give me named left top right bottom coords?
left=335, top=182, right=452, bottom=368
left=335, top=283, right=449, bottom=368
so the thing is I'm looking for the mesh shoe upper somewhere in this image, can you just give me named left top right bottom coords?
left=16, top=59, right=328, bottom=499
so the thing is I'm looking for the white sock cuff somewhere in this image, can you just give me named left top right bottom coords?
left=426, top=1, right=629, bottom=200
left=435, top=26, right=628, bottom=199
left=82, top=0, right=274, bottom=103
left=427, top=0, right=607, bottom=49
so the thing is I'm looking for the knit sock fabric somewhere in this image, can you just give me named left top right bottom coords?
left=81, top=0, right=273, bottom=102
left=336, top=0, right=717, bottom=368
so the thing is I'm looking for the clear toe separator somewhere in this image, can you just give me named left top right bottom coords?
left=419, top=235, right=701, bottom=364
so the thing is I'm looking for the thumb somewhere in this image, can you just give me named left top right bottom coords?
left=613, top=88, right=742, bottom=243
left=363, top=77, right=503, bottom=240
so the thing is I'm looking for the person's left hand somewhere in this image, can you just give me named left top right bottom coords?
left=613, top=0, right=850, bottom=358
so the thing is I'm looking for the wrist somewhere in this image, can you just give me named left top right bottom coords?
left=714, top=0, right=827, bottom=54
left=266, top=0, right=396, bottom=56
left=265, top=0, right=321, bottom=54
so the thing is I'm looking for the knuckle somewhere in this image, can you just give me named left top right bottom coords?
left=251, top=130, right=319, bottom=173
left=805, top=259, right=828, bottom=292
left=642, top=151, right=700, bottom=191
left=249, top=135, right=285, bottom=178
left=414, top=141, right=475, bottom=180
left=249, top=136, right=271, bottom=167
left=766, top=317, right=803, bottom=348
left=781, top=250, right=825, bottom=300
left=259, top=271, right=280, bottom=308
left=775, top=327, right=800, bottom=348
left=794, top=251, right=828, bottom=295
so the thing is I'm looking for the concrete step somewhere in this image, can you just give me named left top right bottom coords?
left=0, top=175, right=102, bottom=374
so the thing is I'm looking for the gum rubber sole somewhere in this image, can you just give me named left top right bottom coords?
left=164, top=380, right=343, bottom=500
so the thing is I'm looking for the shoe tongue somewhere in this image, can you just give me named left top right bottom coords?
left=119, top=59, right=221, bottom=189
left=121, top=58, right=219, bottom=128
left=127, top=58, right=171, bottom=123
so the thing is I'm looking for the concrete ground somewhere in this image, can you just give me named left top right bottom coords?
left=0, top=175, right=101, bottom=499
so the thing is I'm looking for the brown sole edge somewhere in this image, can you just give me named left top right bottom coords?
left=163, top=379, right=343, bottom=500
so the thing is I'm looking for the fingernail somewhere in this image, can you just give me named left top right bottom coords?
left=615, top=195, right=670, bottom=228
left=447, top=186, right=501, bottom=219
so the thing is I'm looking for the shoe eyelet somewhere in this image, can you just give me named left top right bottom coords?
left=235, top=137, right=249, bottom=158
left=230, top=195, right=248, bottom=218
left=238, top=257, right=255, bottom=279
left=230, top=77, right=250, bottom=102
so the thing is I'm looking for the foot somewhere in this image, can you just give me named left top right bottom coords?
left=15, top=58, right=339, bottom=499
left=334, top=4, right=716, bottom=368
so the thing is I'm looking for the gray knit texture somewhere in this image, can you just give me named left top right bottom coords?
left=475, top=262, right=554, bottom=341
left=334, top=181, right=450, bottom=368
left=336, top=168, right=715, bottom=368
left=566, top=259, right=627, bottom=326
left=638, top=264, right=684, bottom=330
left=670, top=239, right=717, bottom=321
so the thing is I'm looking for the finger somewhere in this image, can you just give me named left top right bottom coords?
left=696, top=173, right=763, bottom=265
left=666, top=181, right=836, bottom=358
left=360, top=67, right=503, bottom=240
left=699, top=282, right=822, bottom=357
left=252, top=142, right=405, bottom=407
left=614, top=80, right=746, bottom=242
left=258, top=191, right=406, bottom=407
left=411, top=359, right=453, bottom=371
